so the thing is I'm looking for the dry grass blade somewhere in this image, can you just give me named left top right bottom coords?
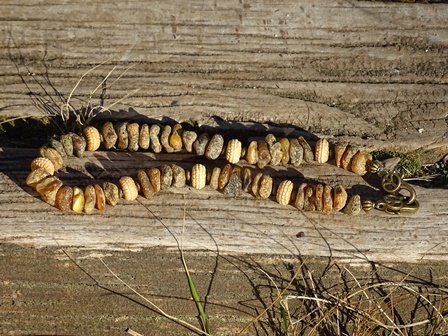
left=257, top=268, right=291, bottom=335
left=84, top=63, right=139, bottom=120
left=237, top=263, right=305, bottom=335
left=93, top=88, right=141, bottom=115
left=60, top=55, right=117, bottom=121
left=0, top=116, right=38, bottom=126
left=180, top=198, right=210, bottom=334
left=343, top=266, right=403, bottom=335
left=100, top=259, right=210, bottom=336
left=58, top=55, right=140, bottom=127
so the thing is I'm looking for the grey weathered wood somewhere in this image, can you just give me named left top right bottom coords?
left=1, top=0, right=448, bottom=162
left=1, top=0, right=448, bottom=263
left=1, top=147, right=447, bottom=264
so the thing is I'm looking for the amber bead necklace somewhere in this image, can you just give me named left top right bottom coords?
left=25, top=121, right=420, bottom=216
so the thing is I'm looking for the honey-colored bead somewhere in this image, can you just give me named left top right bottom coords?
left=315, top=138, right=330, bottom=163
left=334, top=142, right=348, bottom=168
left=182, top=130, right=197, bottom=153
left=279, top=138, right=290, bottom=165
left=60, top=133, right=74, bottom=156
left=72, top=134, right=86, bottom=158
left=84, top=185, right=96, bottom=214
left=171, top=164, right=186, bottom=188
left=341, top=146, right=359, bottom=171
left=170, top=124, right=183, bottom=152
left=333, top=185, right=348, bottom=211
left=251, top=173, right=263, bottom=197
left=83, top=126, right=101, bottom=151
left=31, top=157, right=55, bottom=175
left=289, top=138, right=304, bottom=167
left=314, top=183, right=324, bottom=211
left=303, top=186, right=316, bottom=211
left=350, top=151, right=372, bottom=176
left=276, top=180, right=293, bottom=205
left=40, top=146, right=64, bottom=171
left=257, top=140, right=271, bottom=169
left=119, top=176, right=138, bottom=201
left=218, top=164, right=232, bottom=190
left=258, top=175, right=273, bottom=199
left=246, top=140, right=258, bottom=165
left=148, top=167, right=161, bottom=193
left=298, top=137, right=314, bottom=163
left=323, top=185, right=333, bottom=215
left=137, top=170, right=154, bottom=200
left=209, top=167, right=221, bottom=190
left=160, top=125, right=174, bottom=153
left=116, top=122, right=129, bottom=150
left=205, top=134, right=224, bottom=160
left=242, top=167, right=252, bottom=193
left=343, top=195, right=362, bottom=215
left=149, top=124, right=162, bottom=153
left=126, top=123, right=140, bottom=152
left=26, top=168, right=51, bottom=187
left=139, top=124, right=150, bottom=150
left=55, top=185, right=73, bottom=212
left=160, top=165, right=173, bottom=190
left=294, top=183, right=308, bottom=210
left=94, top=184, right=106, bottom=211
left=240, top=146, right=246, bottom=158
left=226, top=139, right=242, bottom=164
left=35, top=176, right=63, bottom=206
left=102, top=122, right=118, bottom=149
left=191, top=164, right=206, bottom=190
left=72, top=186, right=85, bottom=213
left=103, top=182, right=119, bottom=206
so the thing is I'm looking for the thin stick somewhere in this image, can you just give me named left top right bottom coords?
left=125, top=328, right=144, bottom=336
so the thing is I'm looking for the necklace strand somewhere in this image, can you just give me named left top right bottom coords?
left=26, top=121, right=420, bottom=215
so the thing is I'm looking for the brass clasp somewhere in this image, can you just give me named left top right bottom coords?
left=374, top=169, right=419, bottom=215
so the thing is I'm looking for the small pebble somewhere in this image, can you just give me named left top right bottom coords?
left=193, top=133, right=210, bottom=156
left=223, top=169, right=242, bottom=197
left=139, top=124, right=150, bottom=150
left=149, top=124, right=162, bottom=153
left=182, top=130, right=197, bottom=153
left=298, top=136, right=314, bottom=163
left=116, top=122, right=129, bottom=150
left=205, top=134, right=224, bottom=160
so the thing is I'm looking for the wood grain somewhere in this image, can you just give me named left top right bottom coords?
left=1, top=0, right=448, bottom=161
left=2, top=147, right=447, bottom=264
left=2, top=2, right=448, bottom=335
left=1, top=1, right=448, bottom=262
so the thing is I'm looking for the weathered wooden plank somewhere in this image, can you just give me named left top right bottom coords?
left=1, top=147, right=447, bottom=264
left=2, top=2, right=448, bottom=335
left=1, top=0, right=447, bottom=162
